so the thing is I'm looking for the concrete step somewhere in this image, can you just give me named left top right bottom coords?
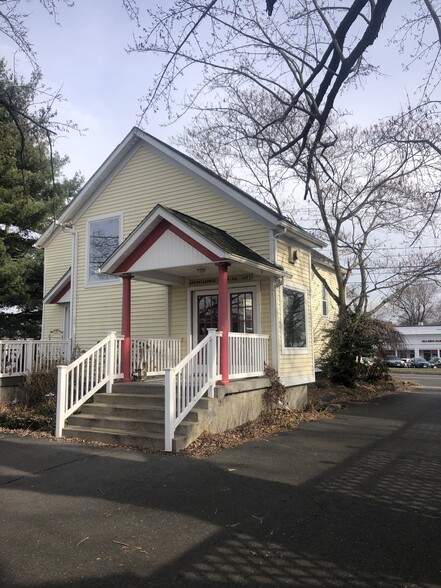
left=112, top=381, right=165, bottom=395
left=62, top=425, right=188, bottom=452
left=79, top=402, right=203, bottom=422
left=93, top=392, right=210, bottom=410
left=63, top=379, right=215, bottom=451
left=93, top=392, right=165, bottom=407
left=67, top=413, right=198, bottom=435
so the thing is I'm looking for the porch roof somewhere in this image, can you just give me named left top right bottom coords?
left=99, top=205, right=288, bottom=285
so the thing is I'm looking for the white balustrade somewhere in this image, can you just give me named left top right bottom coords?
left=0, top=339, right=71, bottom=377
left=228, top=333, right=269, bottom=379
left=164, top=331, right=269, bottom=451
left=56, top=332, right=123, bottom=437
left=165, top=330, right=220, bottom=451
left=131, top=337, right=182, bottom=376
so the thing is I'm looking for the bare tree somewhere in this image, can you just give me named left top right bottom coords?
left=176, top=89, right=441, bottom=317
left=0, top=0, right=79, bottom=151
left=128, top=1, right=441, bottom=176
left=129, top=0, right=441, bottom=383
left=386, top=281, right=441, bottom=325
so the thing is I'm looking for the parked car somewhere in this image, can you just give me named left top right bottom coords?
left=407, top=357, right=435, bottom=369
left=429, top=357, right=441, bottom=368
left=386, top=356, right=406, bottom=368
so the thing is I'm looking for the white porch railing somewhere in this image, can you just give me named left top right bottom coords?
left=131, top=337, right=182, bottom=376
left=56, top=332, right=123, bottom=436
left=228, top=333, right=270, bottom=379
left=0, top=339, right=71, bottom=377
left=164, top=331, right=269, bottom=451
left=165, top=330, right=221, bottom=452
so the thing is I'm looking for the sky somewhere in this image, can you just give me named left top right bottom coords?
left=0, top=0, right=428, bottom=182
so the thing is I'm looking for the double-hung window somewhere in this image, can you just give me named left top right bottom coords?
left=282, top=287, right=307, bottom=350
left=322, top=283, right=328, bottom=316
left=86, top=215, right=122, bottom=285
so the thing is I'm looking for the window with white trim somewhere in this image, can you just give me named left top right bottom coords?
left=283, top=287, right=307, bottom=348
left=322, top=283, right=328, bottom=316
left=87, top=216, right=121, bottom=284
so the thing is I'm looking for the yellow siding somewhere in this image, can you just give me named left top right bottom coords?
left=72, top=145, right=271, bottom=349
left=169, top=286, right=189, bottom=356
left=42, top=230, right=72, bottom=339
left=275, top=242, right=315, bottom=380
left=43, top=305, right=63, bottom=340
left=311, top=265, right=339, bottom=360
left=43, top=230, right=72, bottom=295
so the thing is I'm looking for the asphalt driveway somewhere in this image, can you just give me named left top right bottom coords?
left=1, top=386, right=441, bottom=587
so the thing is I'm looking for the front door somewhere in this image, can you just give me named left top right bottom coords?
left=196, top=293, right=219, bottom=343
left=194, top=289, right=255, bottom=344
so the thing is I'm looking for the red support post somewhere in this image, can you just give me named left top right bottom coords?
left=217, top=261, right=230, bottom=385
left=121, top=274, right=132, bottom=382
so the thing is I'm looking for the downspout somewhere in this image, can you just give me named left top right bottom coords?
left=309, top=254, right=316, bottom=382
left=64, top=225, right=78, bottom=359
left=41, top=262, right=46, bottom=340
left=269, top=228, right=286, bottom=372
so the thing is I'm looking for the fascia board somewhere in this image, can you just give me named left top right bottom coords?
left=279, top=222, right=325, bottom=249
left=228, top=254, right=290, bottom=278
left=43, top=268, right=71, bottom=304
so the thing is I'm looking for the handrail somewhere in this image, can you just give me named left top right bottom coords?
left=164, top=329, right=221, bottom=451
left=55, top=332, right=123, bottom=437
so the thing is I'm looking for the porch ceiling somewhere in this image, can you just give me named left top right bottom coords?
left=99, top=205, right=288, bottom=285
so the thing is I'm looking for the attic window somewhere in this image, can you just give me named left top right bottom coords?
left=86, top=215, right=122, bottom=285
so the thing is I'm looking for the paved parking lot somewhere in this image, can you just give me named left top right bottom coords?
left=1, top=386, right=441, bottom=587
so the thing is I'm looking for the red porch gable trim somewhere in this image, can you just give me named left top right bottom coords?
left=50, top=281, right=71, bottom=304
left=115, top=220, right=171, bottom=273
left=114, top=218, right=221, bottom=274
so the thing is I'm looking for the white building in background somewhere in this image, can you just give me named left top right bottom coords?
left=395, top=325, right=441, bottom=360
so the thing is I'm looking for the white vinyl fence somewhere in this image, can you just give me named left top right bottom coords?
left=131, top=337, right=182, bottom=376
left=56, top=332, right=123, bottom=436
left=0, top=339, right=71, bottom=377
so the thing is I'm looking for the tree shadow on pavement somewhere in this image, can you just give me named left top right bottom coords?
left=0, top=391, right=440, bottom=587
